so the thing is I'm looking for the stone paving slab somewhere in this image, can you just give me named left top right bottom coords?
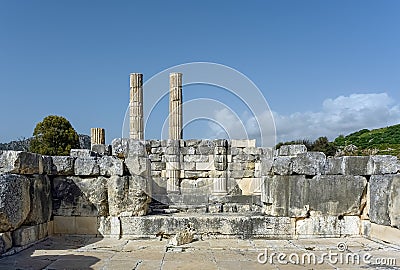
left=0, top=236, right=399, bottom=269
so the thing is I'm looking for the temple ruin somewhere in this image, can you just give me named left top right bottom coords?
left=0, top=72, right=399, bottom=256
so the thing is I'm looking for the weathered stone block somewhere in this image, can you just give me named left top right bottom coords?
left=183, top=171, right=208, bottom=178
left=231, top=139, right=256, bottom=148
left=41, top=156, right=53, bottom=175
left=228, top=162, right=243, bottom=171
left=149, top=140, right=161, bottom=148
left=70, top=149, right=97, bottom=158
left=183, top=155, right=208, bottom=162
left=236, top=178, right=261, bottom=195
left=294, top=216, right=360, bottom=238
left=196, top=146, right=214, bottom=155
left=229, top=170, right=244, bottom=179
left=91, top=144, right=111, bottom=156
left=230, top=147, right=243, bottom=155
left=182, top=162, right=195, bottom=170
left=262, top=175, right=367, bottom=217
left=52, top=176, right=108, bottom=217
left=74, top=157, right=100, bottom=176
left=181, top=178, right=212, bottom=194
left=343, top=156, right=371, bottom=175
left=278, top=144, right=307, bottom=156
left=184, top=139, right=201, bottom=147
left=0, top=232, right=12, bottom=254
left=272, top=156, right=292, bottom=175
left=112, top=138, right=147, bottom=158
left=243, top=147, right=261, bottom=155
left=150, top=161, right=165, bottom=171
left=98, top=156, right=124, bottom=176
left=233, top=154, right=255, bottom=161
left=369, top=155, right=400, bottom=175
left=180, top=147, right=195, bottom=155
left=107, top=176, right=150, bottom=217
left=75, top=217, right=98, bottom=234
left=0, top=174, right=30, bottom=232
left=12, top=224, right=40, bottom=246
left=214, top=139, right=228, bottom=147
left=0, top=151, right=43, bottom=175
left=259, top=147, right=274, bottom=158
left=53, top=216, right=76, bottom=234
left=196, top=161, right=215, bottom=171
left=292, top=152, right=326, bottom=175
left=369, top=175, right=400, bottom=228
left=24, top=175, right=52, bottom=225
left=149, top=154, right=162, bottom=162
left=51, top=156, right=75, bottom=175
left=125, top=156, right=150, bottom=177
left=324, top=157, right=344, bottom=175
left=119, top=215, right=292, bottom=239
left=260, top=158, right=273, bottom=175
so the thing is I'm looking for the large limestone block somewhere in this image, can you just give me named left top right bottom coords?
left=12, top=222, right=49, bottom=247
left=70, top=149, right=97, bottom=158
left=292, top=152, right=326, bottom=175
left=125, top=156, right=150, bottom=177
left=0, top=174, right=30, bottom=232
left=231, top=139, right=256, bottom=148
left=74, top=157, right=100, bottom=176
left=107, top=176, right=150, bottom=217
left=278, top=144, right=307, bottom=156
left=262, top=175, right=367, bottom=217
left=295, top=216, right=360, bottom=238
left=324, top=157, right=344, bottom=175
left=369, top=175, right=400, bottom=228
left=24, top=175, right=52, bottom=225
left=51, top=156, right=75, bottom=175
left=272, top=156, right=292, bottom=175
left=98, top=156, right=124, bottom=176
left=119, top=215, right=293, bottom=239
left=112, top=138, right=147, bottom=158
left=0, top=232, right=12, bottom=254
left=0, top=151, right=43, bottom=175
left=369, top=155, right=400, bottom=175
left=52, top=176, right=108, bottom=216
left=343, top=156, right=371, bottom=175
left=292, top=175, right=366, bottom=216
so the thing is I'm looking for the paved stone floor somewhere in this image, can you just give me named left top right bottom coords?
left=0, top=236, right=399, bottom=269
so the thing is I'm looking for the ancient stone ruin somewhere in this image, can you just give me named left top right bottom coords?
left=0, top=73, right=399, bottom=255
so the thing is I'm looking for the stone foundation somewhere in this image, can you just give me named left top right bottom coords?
left=1, top=141, right=400, bottom=255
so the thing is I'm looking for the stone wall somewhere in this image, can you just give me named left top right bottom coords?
left=1, top=141, right=400, bottom=254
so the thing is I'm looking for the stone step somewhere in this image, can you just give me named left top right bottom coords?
left=106, top=214, right=361, bottom=240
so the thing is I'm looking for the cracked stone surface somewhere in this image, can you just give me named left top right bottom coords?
left=0, top=236, right=399, bottom=269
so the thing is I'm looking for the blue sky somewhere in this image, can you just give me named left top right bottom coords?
left=1, top=1, right=400, bottom=144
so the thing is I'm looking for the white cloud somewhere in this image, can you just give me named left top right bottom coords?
left=275, top=93, right=400, bottom=142
left=208, top=93, right=400, bottom=144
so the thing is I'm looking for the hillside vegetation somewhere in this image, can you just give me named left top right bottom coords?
left=276, top=124, right=400, bottom=157
left=334, top=124, right=400, bottom=157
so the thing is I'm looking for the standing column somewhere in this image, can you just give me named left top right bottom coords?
left=130, top=73, right=144, bottom=140
left=91, top=128, right=105, bottom=146
left=169, top=73, right=183, bottom=140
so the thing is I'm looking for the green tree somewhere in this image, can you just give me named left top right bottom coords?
left=29, top=115, right=80, bottom=156
left=311, top=136, right=337, bottom=157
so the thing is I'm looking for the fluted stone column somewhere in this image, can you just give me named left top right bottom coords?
left=91, top=128, right=105, bottom=146
left=130, top=73, right=143, bottom=140
left=169, top=73, right=183, bottom=140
